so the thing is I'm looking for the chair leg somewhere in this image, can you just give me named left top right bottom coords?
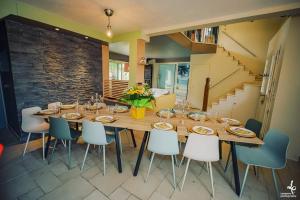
left=61, top=139, right=66, bottom=148
left=81, top=144, right=90, bottom=171
left=171, top=155, right=176, bottom=189
left=272, top=169, right=280, bottom=198
left=179, top=156, right=185, bottom=168
left=224, top=149, right=231, bottom=172
left=240, top=164, right=250, bottom=197
left=23, top=132, right=31, bottom=157
left=68, top=140, right=72, bottom=169
left=209, top=162, right=215, bottom=198
left=206, top=162, right=209, bottom=173
left=49, top=139, right=58, bottom=164
left=253, top=166, right=257, bottom=176
left=145, top=152, right=155, bottom=182
left=103, top=145, right=106, bottom=176
left=180, top=158, right=191, bottom=191
left=42, top=132, right=45, bottom=160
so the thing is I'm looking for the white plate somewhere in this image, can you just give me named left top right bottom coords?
left=188, top=112, right=206, bottom=121
left=220, top=117, right=241, bottom=126
left=153, top=122, right=173, bottom=131
left=95, top=115, right=115, bottom=123
left=61, top=112, right=82, bottom=120
left=39, top=109, right=57, bottom=115
left=228, top=127, right=256, bottom=138
left=192, top=126, right=214, bottom=135
left=60, top=104, right=75, bottom=110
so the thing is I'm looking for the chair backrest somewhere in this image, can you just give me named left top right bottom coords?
left=21, top=107, right=45, bottom=132
left=148, top=129, right=179, bottom=155
left=153, top=94, right=176, bottom=112
left=183, top=133, right=219, bottom=162
left=48, top=102, right=62, bottom=109
left=49, top=117, right=72, bottom=140
left=245, top=118, right=262, bottom=137
left=82, top=120, right=108, bottom=145
left=263, top=129, right=289, bottom=168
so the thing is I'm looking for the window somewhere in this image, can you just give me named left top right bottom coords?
left=109, top=60, right=129, bottom=80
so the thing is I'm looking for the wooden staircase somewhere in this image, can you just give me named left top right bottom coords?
left=207, top=46, right=262, bottom=111
left=167, top=32, right=217, bottom=54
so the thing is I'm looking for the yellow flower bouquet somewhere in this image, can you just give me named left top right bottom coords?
left=120, top=83, right=154, bottom=119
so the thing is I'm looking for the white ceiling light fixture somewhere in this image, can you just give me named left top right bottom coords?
left=104, top=8, right=114, bottom=38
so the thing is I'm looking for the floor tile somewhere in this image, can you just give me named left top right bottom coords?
left=109, top=187, right=131, bottom=200
left=84, top=189, right=110, bottom=200
left=18, top=187, right=44, bottom=200
left=35, top=172, right=62, bottom=193
left=39, top=177, right=94, bottom=200
left=0, top=174, right=37, bottom=200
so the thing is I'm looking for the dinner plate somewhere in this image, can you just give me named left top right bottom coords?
left=37, top=109, right=57, bottom=115
left=219, top=117, right=241, bottom=126
left=114, top=106, right=129, bottom=113
left=156, top=109, right=175, bottom=118
left=188, top=112, right=206, bottom=121
left=227, top=127, right=256, bottom=138
left=192, top=126, right=214, bottom=135
left=61, top=112, right=82, bottom=120
left=60, top=104, right=75, bottom=110
left=95, top=115, right=116, bottom=123
left=153, top=122, right=173, bottom=131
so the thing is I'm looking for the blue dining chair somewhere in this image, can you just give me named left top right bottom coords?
left=48, top=117, right=81, bottom=169
left=224, top=118, right=262, bottom=173
left=80, top=120, right=115, bottom=174
left=237, top=129, right=289, bottom=198
left=146, top=129, right=179, bottom=189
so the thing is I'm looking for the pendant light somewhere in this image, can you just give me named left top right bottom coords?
left=104, top=9, right=114, bottom=38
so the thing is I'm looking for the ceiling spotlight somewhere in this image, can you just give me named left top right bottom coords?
left=85, top=36, right=89, bottom=39
left=104, top=9, right=114, bottom=38
left=54, top=27, right=60, bottom=31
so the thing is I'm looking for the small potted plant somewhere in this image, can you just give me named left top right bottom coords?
left=120, top=83, right=154, bottom=119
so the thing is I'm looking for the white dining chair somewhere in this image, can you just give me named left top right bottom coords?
left=180, top=133, right=219, bottom=198
left=21, top=107, right=49, bottom=160
left=80, top=120, right=115, bottom=175
left=146, top=129, right=179, bottom=189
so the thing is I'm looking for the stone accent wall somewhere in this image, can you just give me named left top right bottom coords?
left=6, top=20, right=103, bottom=121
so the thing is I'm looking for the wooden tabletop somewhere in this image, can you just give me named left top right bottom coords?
left=36, top=106, right=264, bottom=145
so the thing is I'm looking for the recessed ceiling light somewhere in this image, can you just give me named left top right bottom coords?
left=54, top=27, right=60, bottom=31
left=85, top=36, right=89, bottom=39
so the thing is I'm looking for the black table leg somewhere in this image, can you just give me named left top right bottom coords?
left=114, top=127, right=122, bottom=173
left=219, top=140, right=222, bottom=159
left=76, top=122, right=79, bottom=131
left=45, top=135, right=52, bottom=158
left=230, top=141, right=241, bottom=195
left=129, top=129, right=137, bottom=148
left=133, top=131, right=149, bottom=176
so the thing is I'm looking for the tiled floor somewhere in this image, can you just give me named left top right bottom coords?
left=0, top=132, right=299, bottom=200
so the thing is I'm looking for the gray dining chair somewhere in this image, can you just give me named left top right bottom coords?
left=237, top=129, right=289, bottom=198
left=48, top=117, right=81, bottom=169
left=224, top=118, right=262, bottom=173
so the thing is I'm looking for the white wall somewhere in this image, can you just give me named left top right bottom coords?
left=218, top=18, right=284, bottom=74
left=269, top=16, right=300, bottom=161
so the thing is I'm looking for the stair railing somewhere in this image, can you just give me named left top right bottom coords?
left=209, top=67, right=242, bottom=90
left=221, top=31, right=256, bottom=57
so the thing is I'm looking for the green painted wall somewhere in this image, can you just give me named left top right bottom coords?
left=0, top=0, right=110, bottom=42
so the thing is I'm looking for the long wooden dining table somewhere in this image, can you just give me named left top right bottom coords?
left=38, top=106, right=263, bottom=196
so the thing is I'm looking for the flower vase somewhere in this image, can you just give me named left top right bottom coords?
left=131, top=107, right=146, bottom=119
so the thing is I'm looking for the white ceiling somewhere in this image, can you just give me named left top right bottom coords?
left=20, top=0, right=300, bottom=35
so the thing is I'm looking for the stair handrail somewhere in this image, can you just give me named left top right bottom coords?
left=221, top=31, right=256, bottom=58
left=209, top=67, right=241, bottom=89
